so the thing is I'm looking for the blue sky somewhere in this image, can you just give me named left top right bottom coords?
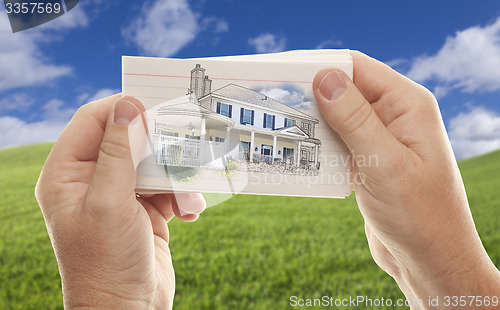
left=1, top=0, right=500, bottom=159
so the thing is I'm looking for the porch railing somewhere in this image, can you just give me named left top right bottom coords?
left=152, top=134, right=226, bottom=169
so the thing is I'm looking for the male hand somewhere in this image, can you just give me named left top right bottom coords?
left=313, top=51, right=500, bottom=306
left=36, top=95, right=206, bottom=309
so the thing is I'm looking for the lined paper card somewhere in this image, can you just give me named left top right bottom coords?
left=123, top=50, right=354, bottom=198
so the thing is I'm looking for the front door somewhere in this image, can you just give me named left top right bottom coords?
left=261, top=144, right=273, bottom=164
left=240, top=141, right=250, bottom=162
left=283, top=147, right=294, bottom=165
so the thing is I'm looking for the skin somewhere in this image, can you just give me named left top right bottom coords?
left=35, top=95, right=206, bottom=309
left=312, top=51, right=500, bottom=308
left=35, top=51, right=499, bottom=309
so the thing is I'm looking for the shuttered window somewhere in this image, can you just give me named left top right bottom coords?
left=240, top=108, right=254, bottom=125
left=263, top=113, right=275, bottom=129
left=216, top=101, right=232, bottom=118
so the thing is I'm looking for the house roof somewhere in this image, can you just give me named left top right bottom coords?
left=205, top=84, right=318, bottom=122
left=157, top=94, right=212, bottom=116
left=278, top=125, right=309, bottom=137
left=155, top=94, right=235, bottom=127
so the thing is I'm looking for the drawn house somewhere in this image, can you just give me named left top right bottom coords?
left=152, top=64, right=321, bottom=172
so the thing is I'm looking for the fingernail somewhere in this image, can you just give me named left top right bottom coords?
left=175, top=193, right=206, bottom=216
left=318, top=70, right=348, bottom=101
left=113, top=98, right=141, bottom=127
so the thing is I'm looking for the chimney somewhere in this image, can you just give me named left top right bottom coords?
left=203, top=75, right=212, bottom=96
left=190, top=64, right=205, bottom=100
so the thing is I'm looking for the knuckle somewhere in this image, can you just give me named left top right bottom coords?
left=34, top=171, right=56, bottom=214
left=34, top=178, right=72, bottom=220
left=98, top=139, right=131, bottom=161
left=339, top=103, right=373, bottom=135
left=413, top=83, right=439, bottom=109
left=34, top=179, right=47, bottom=209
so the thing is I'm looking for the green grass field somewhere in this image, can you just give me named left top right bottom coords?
left=0, top=143, right=498, bottom=309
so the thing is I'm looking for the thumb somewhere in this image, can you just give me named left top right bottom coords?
left=85, top=96, right=145, bottom=213
left=313, top=68, right=400, bottom=173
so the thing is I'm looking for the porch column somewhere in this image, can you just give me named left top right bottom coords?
left=200, top=117, right=206, bottom=166
left=272, top=135, right=277, bottom=164
left=200, top=117, right=206, bottom=143
left=226, top=127, right=232, bottom=156
left=250, top=131, right=255, bottom=163
left=296, top=140, right=302, bottom=167
left=314, top=144, right=319, bottom=167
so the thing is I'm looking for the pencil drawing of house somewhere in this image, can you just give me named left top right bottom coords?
left=152, top=64, right=321, bottom=174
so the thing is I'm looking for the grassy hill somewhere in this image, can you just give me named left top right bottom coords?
left=0, top=143, right=498, bottom=309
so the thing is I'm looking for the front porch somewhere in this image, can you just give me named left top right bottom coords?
left=152, top=130, right=320, bottom=175
left=235, top=129, right=320, bottom=170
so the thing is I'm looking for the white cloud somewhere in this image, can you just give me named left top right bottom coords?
left=42, top=99, right=78, bottom=121
left=0, top=116, right=67, bottom=148
left=248, top=33, right=286, bottom=54
left=122, top=0, right=198, bottom=57
left=0, top=95, right=78, bottom=148
left=87, top=88, right=119, bottom=103
left=316, top=37, right=343, bottom=49
left=200, top=16, right=228, bottom=34
left=407, top=17, right=500, bottom=94
left=37, top=3, right=89, bottom=31
left=0, top=96, right=79, bottom=148
left=76, top=88, right=119, bottom=106
left=0, top=3, right=116, bottom=149
left=0, top=5, right=90, bottom=91
left=385, top=57, right=408, bottom=68
left=0, top=22, right=72, bottom=90
left=214, top=20, right=229, bottom=33
left=259, top=88, right=311, bottom=111
left=0, top=94, right=35, bottom=112
left=0, top=87, right=120, bottom=148
left=448, top=106, right=500, bottom=159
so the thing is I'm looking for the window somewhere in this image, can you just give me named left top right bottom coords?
left=301, top=149, right=309, bottom=161
left=240, top=108, right=254, bottom=125
left=241, top=141, right=250, bottom=152
left=263, top=113, right=275, bottom=129
left=284, top=118, right=295, bottom=127
left=242, top=109, right=252, bottom=124
left=215, top=137, right=225, bottom=143
left=216, top=101, right=232, bottom=118
left=302, top=122, right=311, bottom=135
left=161, top=130, right=178, bottom=137
left=185, top=134, right=200, bottom=140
